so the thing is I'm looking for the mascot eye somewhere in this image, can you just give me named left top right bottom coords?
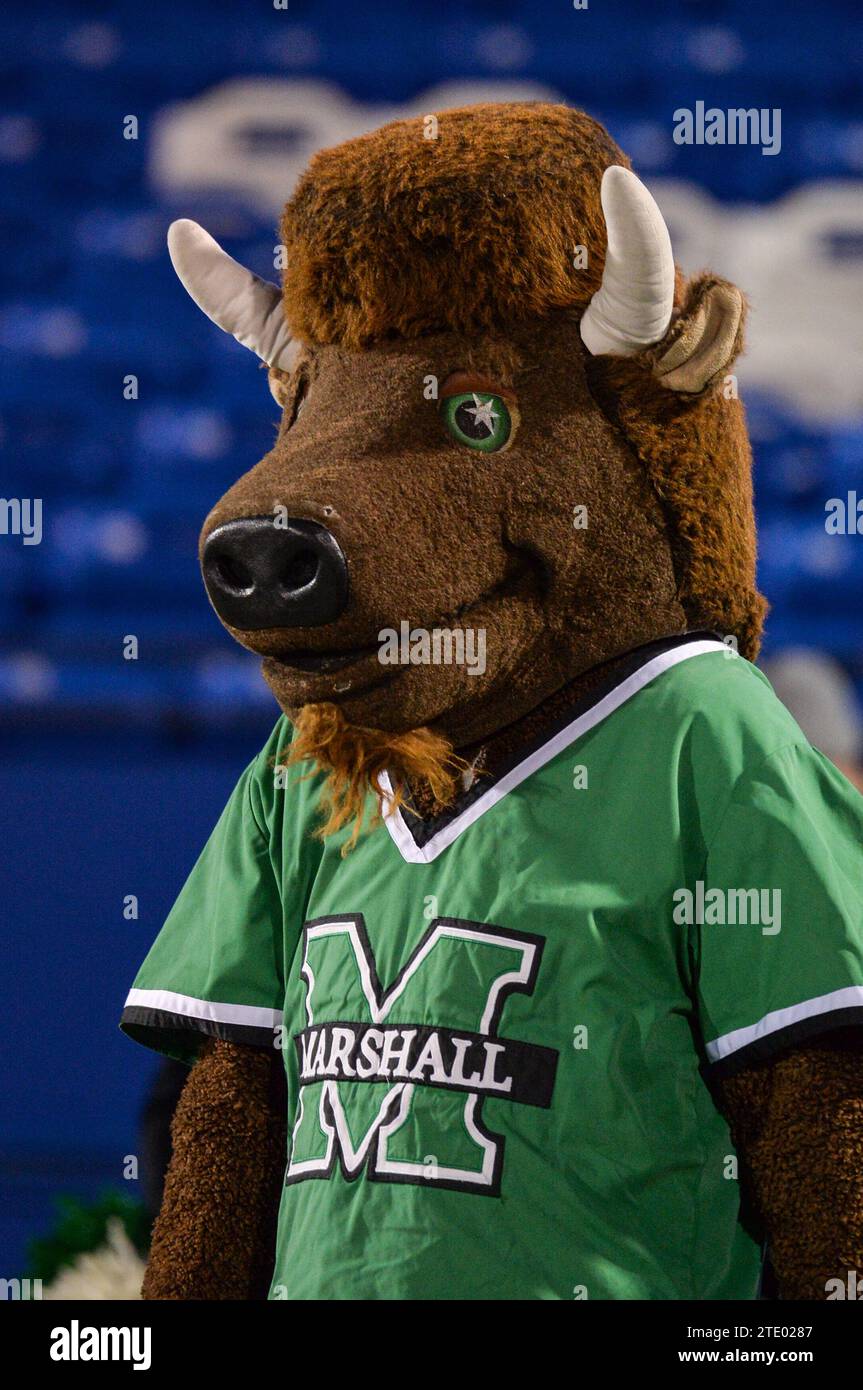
left=440, top=391, right=514, bottom=453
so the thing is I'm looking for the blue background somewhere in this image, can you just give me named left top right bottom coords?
left=1, top=0, right=862, bottom=1273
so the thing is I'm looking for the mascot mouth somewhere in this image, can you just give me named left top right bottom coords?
left=272, top=642, right=378, bottom=675
left=258, top=555, right=541, bottom=702
left=261, top=644, right=403, bottom=706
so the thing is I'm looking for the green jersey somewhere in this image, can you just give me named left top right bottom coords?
left=122, top=636, right=863, bottom=1300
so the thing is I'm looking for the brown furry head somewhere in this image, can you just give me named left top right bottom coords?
left=278, top=703, right=468, bottom=853
left=171, top=102, right=765, bottom=843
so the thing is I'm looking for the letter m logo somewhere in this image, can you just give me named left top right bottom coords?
left=286, top=914, right=557, bottom=1195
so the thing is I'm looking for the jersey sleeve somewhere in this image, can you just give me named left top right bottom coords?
left=120, top=747, right=286, bottom=1065
left=693, top=740, right=863, bottom=1076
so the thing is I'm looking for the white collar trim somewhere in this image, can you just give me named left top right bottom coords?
left=379, top=638, right=728, bottom=865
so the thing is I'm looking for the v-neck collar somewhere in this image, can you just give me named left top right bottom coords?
left=378, top=633, right=727, bottom=864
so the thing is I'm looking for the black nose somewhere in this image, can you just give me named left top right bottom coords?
left=201, top=516, right=349, bottom=630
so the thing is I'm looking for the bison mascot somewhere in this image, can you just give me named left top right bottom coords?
left=122, top=103, right=863, bottom=1300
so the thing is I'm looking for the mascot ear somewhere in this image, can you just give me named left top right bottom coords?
left=650, top=277, right=746, bottom=394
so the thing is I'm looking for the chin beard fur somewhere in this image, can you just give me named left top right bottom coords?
left=276, top=702, right=469, bottom=854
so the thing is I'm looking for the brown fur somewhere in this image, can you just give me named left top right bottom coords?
left=719, top=1031, right=863, bottom=1299
left=281, top=103, right=626, bottom=348
left=142, top=1040, right=285, bottom=1300
left=279, top=701, right=467, bottom=852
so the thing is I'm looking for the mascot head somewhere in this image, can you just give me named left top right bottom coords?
left=168, top=103, right=765, bottom=834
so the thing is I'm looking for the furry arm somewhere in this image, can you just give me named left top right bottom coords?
left=718, top=1031, right=863, bottom=1300
left=141, top=1039, right=286, bottom=1300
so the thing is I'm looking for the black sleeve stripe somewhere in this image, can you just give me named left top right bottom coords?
left=706, top=1005, right=863, bottom=1080
left=120, top=1005, right=279, bottom=1060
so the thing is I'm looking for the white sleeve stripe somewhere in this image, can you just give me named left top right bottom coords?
left=124, top=987, right=283, bottom=1030
left=705, top=984, right=863, bottom=1062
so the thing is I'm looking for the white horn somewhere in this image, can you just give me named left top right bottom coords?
left=167, top=219, right=295, bottom=371
left=579, top=166, right=675, bottom=357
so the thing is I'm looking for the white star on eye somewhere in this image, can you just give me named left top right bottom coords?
left=466, top=393, right=499, bottom=434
